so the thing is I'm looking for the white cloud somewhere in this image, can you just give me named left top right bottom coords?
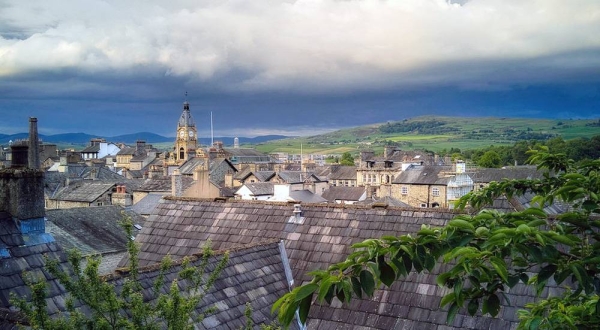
left=1, top=0, right=599, bottom=91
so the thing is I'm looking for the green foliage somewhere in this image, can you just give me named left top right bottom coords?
left=477, top=150, right=502, bottom=168
left=273, top=149, right=600, bottom=328
left=339, top=152, right=355, bottom=166
left=11, top=214, right=230, bottom=329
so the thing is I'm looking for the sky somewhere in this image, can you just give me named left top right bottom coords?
left=1, top=0, right=599, bottom=137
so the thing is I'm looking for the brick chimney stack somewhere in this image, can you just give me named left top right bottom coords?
left=28, top=117, right=40, bottom=169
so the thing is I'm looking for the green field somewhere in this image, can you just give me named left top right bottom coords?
left=254, top=116, right=600, bottom=155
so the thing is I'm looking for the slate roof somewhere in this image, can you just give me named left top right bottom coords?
left=471, top=166, right=543, bottom=183
left=355, top=196, right=412, bottom=208
left=49, top=181, right=115, bottom=202
left=322, top=186, right=366, bottom=202
left=238, top=183, right=274, bottom=196
left=179, top=157, right=207, bottom=175
left=114, top=241, right=295, bottom=330
left=117, top=147, right=137, bottom=155
left=254, top=171, right=276, bottom=182
left=223, top=148, right=274, bottom=163
left=393, top=165, right=450, bottom=185
left=288, top=190, right=327, bottom=203
left=131, top=193, right=164, bottom=216
left=81, top=144, right=100, bottom=153
left=135, top=176, right=194, bottom=193
left=126, top=198, right=556, bottom=329
left=328, top=166, right=357, bottom=181
left=277, top=171, right=321, bottom=184
left=46, top=206, right=145, bottom=256
left=0, top=211, right=71, bottom=319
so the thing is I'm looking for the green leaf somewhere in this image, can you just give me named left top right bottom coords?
left=378, top=259, right=396, bottom=287
left=537, top=264, right=557, bottom=284
left=294, top=283, right=318, bottom=302
left=529, top=316, right=542, bottom=330
left=467, top=298, right=478, bottom=316
left=360, top=270, right=375, bottom=297
left=440, top=293, right=455, bottom=308
left=298, top=293, right=313, bottom=324
left=350, top=277, right=362, bottom=299
left=436, top=273, right=451, bottom=287
left=507, top=275, right=520, bottom=288
left=490, top=256, right=508, bottom=282
left=483, top=294, right=500, bottom=317
left=446, top=302, right=459, bottom=325
left=448, top=219, right=475, bottom=231
left=547, top=233, right=576, bottom=247
left=317, top=278, right=334, bottom=303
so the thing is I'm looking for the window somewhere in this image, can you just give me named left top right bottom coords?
left=432, top=187, right=440, bottom=197
left=401, top=186, right=409, bottom=195
left=420, top=203, right=427, bottom=208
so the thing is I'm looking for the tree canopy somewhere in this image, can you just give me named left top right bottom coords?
left=273, top=149, right=600, bottom=329
left=339, top=152, right=355, bottom=166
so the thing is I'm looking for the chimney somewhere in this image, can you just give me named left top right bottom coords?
left=28, top=117, right=40, bottom=169
left=136, top=140, right=146, bottom=154
left=10, top=141, right=28, bottom=168
left=0, top=119, right=52, bottom=246
left=384, top=145, right=394, bottom=158
left=288, top=204, right=305, bottom=224
left=172, top=169, right=183, bottom=197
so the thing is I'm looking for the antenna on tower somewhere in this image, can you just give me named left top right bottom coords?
left=184, top=91, right=188, bottom=101
left=210, top=111, right=214, bottom=147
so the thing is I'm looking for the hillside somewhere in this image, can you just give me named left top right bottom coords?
left=0, top=131, right=288, bottom=150
left=254, top=116, right=600, bottom=155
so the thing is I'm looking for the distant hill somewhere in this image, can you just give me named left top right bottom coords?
left=0, top=131, right=288, bottom=146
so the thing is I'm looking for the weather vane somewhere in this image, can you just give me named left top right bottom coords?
left=185, top=91, right=188, bottom=101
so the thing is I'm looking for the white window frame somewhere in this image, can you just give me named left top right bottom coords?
left=401, top=186, right=409, bottom=195
left=432, top=187, right=440, bottom=197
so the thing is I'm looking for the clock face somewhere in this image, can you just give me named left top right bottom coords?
left=188, top=130, right=194, bottom=137
left=179, top=130, right=184, bottom=137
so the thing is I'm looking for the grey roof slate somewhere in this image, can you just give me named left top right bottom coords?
left=393, top=165, right=450, bottom=185
left=0, top=211, right=71, bottom=320
left=46, top=206, right=145, bottom=256
left=355, top=196, right=412, bottom=208
left=322, top=186, right=366, bottom=202
left=179, top=157, right=207, bottom=175
left=471, top=166, right=542, bottom=183
left=288, top=190, right=327, bottom=203
left=49, top=181, right=115, bottom=202
left=254, top=171, right=276, bottom=182
left=81, top=145, right=100, bottom=153
left=117, top=147, right=137, bottom=155
left=328, top=166, right=357, bottom=180
left=238, top=183, right=274, bottom=196
left=135, top=176, right=194, bottom=192
left=131, top=193, right=164, bottom=216
left=277, top=171, right=321, bottom=184
left=126, top=198, right=557, bottom=329
left=113, top=241, right=295, bottom=330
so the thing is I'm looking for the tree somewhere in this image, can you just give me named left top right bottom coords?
left=12, top=215, right=230, bottom=329
left=273, top=149, right=600, bottom=328
left=339, top=152, right=355, bottom=166
left=477, top=150, right=502, bottom=168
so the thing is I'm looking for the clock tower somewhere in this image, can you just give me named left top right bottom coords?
left=173, top=100, right=198, bottom=164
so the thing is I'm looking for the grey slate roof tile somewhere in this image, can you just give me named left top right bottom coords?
left=125, top=198, right=568, bottom=329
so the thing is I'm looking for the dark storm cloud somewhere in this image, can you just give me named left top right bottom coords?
left=0, top=0, right=599, bottom=136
